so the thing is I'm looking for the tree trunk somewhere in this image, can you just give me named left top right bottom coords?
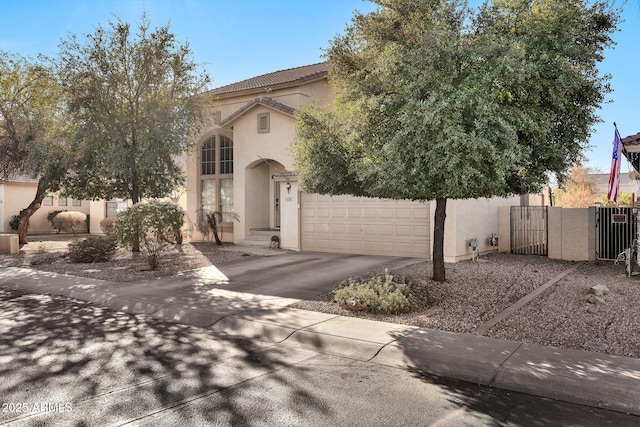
left=432, top=198, right=447, bottom=282
left=131, top=190, right=141, bottom=253
left=207, top=213, right=223, bottom=246
left=130, top=127, right=141, bottom=252
left=17, top=179, right=49, bottom=245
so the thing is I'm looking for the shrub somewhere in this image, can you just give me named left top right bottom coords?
left=195, top=209, right=239, bottom=245
left=47, top=210, right=65, bottom=231
left=67, top=236, right=117, bottom=263
left=333, top=269, right=417, bottom=315
left=32, top=242, right=51, bottom=254
left=52, top=211, right=87, bottom=235
left=114, top=200, right=185, bottom=270
left=100, top=217, right=116, bottom=236
left=9, top=215, right=21, bottom=231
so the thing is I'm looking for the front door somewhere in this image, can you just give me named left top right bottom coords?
left=274, top=181, right=281, bottom=229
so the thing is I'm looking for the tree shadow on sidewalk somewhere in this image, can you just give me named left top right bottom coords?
left=0, top=289, right=331, bottom=426
left=384, top=328, right=640, bottom=426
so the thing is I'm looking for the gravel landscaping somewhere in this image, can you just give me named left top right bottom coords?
left=2, top=236, right=639, bottom=358
left=291, top=253, right=640, bottom=359
left=0, top=236, right=258, bottom=282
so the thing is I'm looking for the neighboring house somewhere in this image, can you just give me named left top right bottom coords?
left=184, top=63, right=540, bottom=262
left=0, top=176, right=184, bottom=236
left=0, top=175, right=90, bottom=234
left=586, top=173, right=638, bottom=199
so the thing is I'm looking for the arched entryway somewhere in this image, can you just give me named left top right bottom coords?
left=244, top=158, right=285, bottom=236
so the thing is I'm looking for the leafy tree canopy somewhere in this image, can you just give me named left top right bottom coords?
left=57, top=13, right=212, bottom=203
left=0, top=51, right=68, bottom=184
left=293, top=0, right=620, bottom=281
left=552, top=164, right=598, bottom=207
left=0, top=51, right=70, bottom=243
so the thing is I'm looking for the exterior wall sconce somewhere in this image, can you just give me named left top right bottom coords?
left=286, top=182, right=291, bottom=194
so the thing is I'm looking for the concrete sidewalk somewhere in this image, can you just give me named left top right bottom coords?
left=1, top=265, right=639, bottom=416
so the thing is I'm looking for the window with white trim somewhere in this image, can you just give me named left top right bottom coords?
left=200, top=133, right=233, bottom=218
left=106, top=199, right=128, bottom=218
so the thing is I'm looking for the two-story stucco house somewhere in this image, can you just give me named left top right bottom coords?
left=185, top=63, right=534, bottom=262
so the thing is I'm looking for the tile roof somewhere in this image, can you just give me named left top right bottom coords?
left=0, top=174, right=38, bottom=184
left=211, top=63, right=329, bottom=97
left=220, top=96, right=296, bottom=127
left=621, top=132, right=640, bottom=175
left=622, top=132, right=640, bottom=146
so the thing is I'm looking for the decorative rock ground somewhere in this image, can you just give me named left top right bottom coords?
left=590, top=284, right=610, bottom=296
left=588, top=295, right=605, bottom=305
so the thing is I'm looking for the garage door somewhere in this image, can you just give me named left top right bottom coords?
left=301, top=193, right=430, bottom=258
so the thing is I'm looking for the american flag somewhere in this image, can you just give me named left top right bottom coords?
left=607, top=127, right=623, bottom=204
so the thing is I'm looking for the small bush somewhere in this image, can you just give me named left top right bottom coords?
left=67, top=236, right=117, bottom=263
left=47, top=210, right=65, bottom=231
left=52, top=211, right=87, bottom=235
left=115, top=200, right=185, bottom=270
left=32, top=242, right=51, bottom=254
left=9, top=215, right=22, bottom=231
left=333, top=269, right=417, bottom=315
left=100, top=217, right=116, bottom=236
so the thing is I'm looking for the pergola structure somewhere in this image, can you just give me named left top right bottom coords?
left=622, top=132, right=640, bottom=176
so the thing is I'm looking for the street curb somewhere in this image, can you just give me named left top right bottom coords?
left=493, top=342, right=640, bottom=415
left=2, top=266, right=640, bottom=416
left=218, top=309, right=640, bottom=416
left=371, top=329, right=522, bottom=385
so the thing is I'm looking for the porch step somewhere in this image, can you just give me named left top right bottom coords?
left=242, top=229, right=281, bottom=247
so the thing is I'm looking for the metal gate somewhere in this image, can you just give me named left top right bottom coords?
left=596, top=207, right=637, bottom=260
left=510, top=206, right=548, bottom=255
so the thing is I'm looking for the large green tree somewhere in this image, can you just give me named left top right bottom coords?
left=293, top=0, right=619, bottom=282
left=57, top=14, right=211, bottom=211
left=0, top=51, right=70, bottom=244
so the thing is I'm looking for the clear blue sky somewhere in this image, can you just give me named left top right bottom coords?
left=1, top=0, right=637, bottom=173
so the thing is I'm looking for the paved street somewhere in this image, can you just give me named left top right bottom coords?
left=1, top=289, right=638, bottom=426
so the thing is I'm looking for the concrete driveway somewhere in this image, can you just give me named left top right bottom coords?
left=0, top=251, right=423, bottom=330
left=213, top=252, right=423, bottom=299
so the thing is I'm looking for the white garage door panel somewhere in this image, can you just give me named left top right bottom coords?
left=301, top=194, right=430, bottom=258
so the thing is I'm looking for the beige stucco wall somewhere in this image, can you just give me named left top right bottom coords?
left=497, top=206, right=511, bottom=254
left=434, top=196, right=520, bottom=263
left=211, top=80, right=332, bottom=123
left=234, top=107, right=295, bottom=241
left=0, top=182, right=91, bottom=234
left=185, top=77, right=333, bottom=244
left=88, top=200, right=105, bottom=235
left=185, top=149, right=201, bottom=240
left=547, top=207, right=596, bottom=261
left=0, top=184, right=4, bottom=233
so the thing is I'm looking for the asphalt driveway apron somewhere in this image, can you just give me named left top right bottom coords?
left=213, top=252, right=423, bottom=299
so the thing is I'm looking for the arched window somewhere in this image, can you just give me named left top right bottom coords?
left=200, top=133, right=233, bottom=216
left=201, top=138, right=216, bottom=175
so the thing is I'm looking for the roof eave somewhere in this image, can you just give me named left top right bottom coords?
left=212, top=74, right=328, bottom=100
left=219, top=97, right=296, bottom=128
